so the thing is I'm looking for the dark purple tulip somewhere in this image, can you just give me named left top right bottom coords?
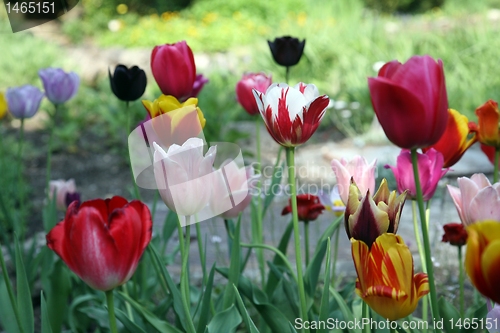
left=268, top=36, right=306, bottom=67
left=6, top=85, right=44, bottom=119
left=191, top=74, right=209, bottom=98
left=39, top=68, right=79, bottom=104
left=109, top=64, right=147, bottom=102
left=65, top=192, right=81, bottom=208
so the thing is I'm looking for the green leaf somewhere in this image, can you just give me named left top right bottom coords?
left=262, top=159, right=284, bottom=216
left=329, top=286, right=359, bottom=333
left=304, top=238, right=328, bottom=299
left=438, top=297, right=461, bottom=333
left=207, top=305, right=241, bottom=333
left=197, top=264, right=216, bottom=333
left=233, top=285, right=260, bottom=333
left=265, top=220, right=293, bottom=296
left=118, top=291, right=183, bottom=333
left=47, top=260, right=71, bottom=332
left=318, top=238, right=331, bottom=333
left=217, top=268, right=293, bottom=332
left=148, top=244, right=188, bottom=331
left=115, top=308, right=147, bottom=333
left=15, top=235, right=34, bottom=333
left=41, top=291, right=53, bottom=333
left=0, top=277, right=20, bottom=333
left=223, top=217, right=241, bottom=309
left=68, top=294, right=101, bottom=332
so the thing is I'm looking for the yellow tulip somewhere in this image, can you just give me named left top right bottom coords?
left=465, top=220, right=500, bottom=304
left=142, top=94, right=206, bottom=128
left=351, top=233, right=429, bottom=320
left=0, top=92, right=7, bottom=119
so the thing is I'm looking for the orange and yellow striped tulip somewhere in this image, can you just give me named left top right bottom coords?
left=351, top=233, right=429, bottom=320
left=423, top=109, right=477, bottom=167
left=465, top=220, right=500, bottom=304
left=476, top=100, right=500, bottom=148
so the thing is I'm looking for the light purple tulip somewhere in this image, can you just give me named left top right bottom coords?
left=331, top=156, right=377, bottom=205
left=153, top=138, right=216, bottom=217
left=487, top=302, right=500, bottom=333
left=6, top=85, right=44, bottom=119
left=385, top=148, right=448, bottom=201
left=318, top=185, right=346, bottom=217
left=39, top=68, right=79, bottom=104
left=49, top=179, right=78, bottom=211
left=447, top=173, right=500, bottom=226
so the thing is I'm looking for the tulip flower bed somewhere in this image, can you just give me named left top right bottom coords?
left=3, top=10, right=500, bottom=333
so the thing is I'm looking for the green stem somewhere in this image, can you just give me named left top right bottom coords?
left=255, top=119, right=265, bottom=288
left=410, top=149, right=440, bottom=321
left=330, top=221, right=341, bottom=288
left=495, top=148, right=499, bottom=183
left=304, top=221, right=310, bottom=266
left=285, top=66, right=290, bottom=84
left=16, top=118, right=25, bottom=239
left=151, top=190, right=159, bottom=221
left=195, top=222, right=207, bottom=285
left=286, top=147, right=309, bottom=332
left=121, top=284, right=135, bottom=322
left=390, top=326, right=397, bottom=333
left=362, top=301, right=370, bottom=333
left=45, top=104, right=58, bottom=197
left=105, top=290, right=118, bottom=333
left=125, top=101, right=141, bottom=200
left=180, top=217, right=196, bottom=333
left=458, top=245, right=464, bottom=318
left=0, top=241, right=25, bottom=333
left=411, top=201, right=428, bottom=331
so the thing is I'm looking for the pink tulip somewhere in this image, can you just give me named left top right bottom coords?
left=236, top=72, right=272, bottom=115
left=151, top=41, right=196, bottom=102
left=385, top=149, right=448, bottom=201
left=368, top=55, right=449, bottom=149
left=447, top=173, right=500, bottom=227
left=153, top=138, right=216, bottom=217
left=331, top=156, right=376, bottom=205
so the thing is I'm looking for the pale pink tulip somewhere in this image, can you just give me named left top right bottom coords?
left=385, top=149, right=448, bottom=201
left=153, top=138, right=216, bottom=217
left=210, top=161, right=259, bottom=219
left=49, top=179, right=78, bottom=211
left=447, top=173, right=500, bottom=226
left=331, top=156, right=376, bottom=205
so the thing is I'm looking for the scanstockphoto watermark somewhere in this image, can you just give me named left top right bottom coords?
left=294, top=318, right=455, bottom=331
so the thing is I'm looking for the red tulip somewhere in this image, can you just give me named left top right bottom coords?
left=481, top=143, right=500, bottom=166
left=151, top=41, right=196, bottom=102
left=281, top=194, right=325, bottom=222
left=368, top=55, right=449, bottom=149
left=441, top=222, right=468, bottom=247
left=46, top=196, right=152, bottom=291
left=253, top=82, right=329, bottom=147
left=236, top=72, right=272, bottom=115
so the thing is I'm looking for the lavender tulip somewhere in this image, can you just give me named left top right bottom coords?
left=6, top=85, right=44, bottom=119
left=39, top=68, right=79, bottom=104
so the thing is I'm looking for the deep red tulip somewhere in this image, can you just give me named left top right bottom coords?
left=46, top=196, right=152, bottom=291
left=442, top=222, right=468, bottom=247
left=236, top=72, right=272, bottom=115
left=282, top=194, right=325, bottom=222
left=151, top=41, right=196, bottom=102
left=481, top=143, right=500, bottom=166
left=253, top=82, right=329, bottom=147
left=368, top=55, right=449, bottom=149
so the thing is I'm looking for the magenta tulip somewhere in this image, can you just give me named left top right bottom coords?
left=331, top=156, right=377, bottom=205
left=385, top=149, right=448, bottom=201
left=236, top=72, right=272, bottom=115
left=151, top=41, right=196, bottom=102
left=368, top=55, right=449, bottom=149
left=447, top=173, right=500, bottom=227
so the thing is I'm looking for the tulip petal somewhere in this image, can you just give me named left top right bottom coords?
left=480, top=239, right=500, bottom=304
left=469, top=187, right=500, bottom=223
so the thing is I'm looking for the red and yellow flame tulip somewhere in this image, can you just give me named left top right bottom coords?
left=345, top=179, right=406, bottom=248
left=465, top=220, right=500, bottom=304
left=352, top=233, right=429, bottom=320
left=423, top=109, right=478, bottom=167
left=476, top=100, right=500, bottom=148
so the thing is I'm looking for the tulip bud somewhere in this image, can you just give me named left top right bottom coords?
left=441, top=222, right=467, bottom=247
left=281, top=194, right=325, bottom=222
left=236, top=72, right=272, bottom=115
